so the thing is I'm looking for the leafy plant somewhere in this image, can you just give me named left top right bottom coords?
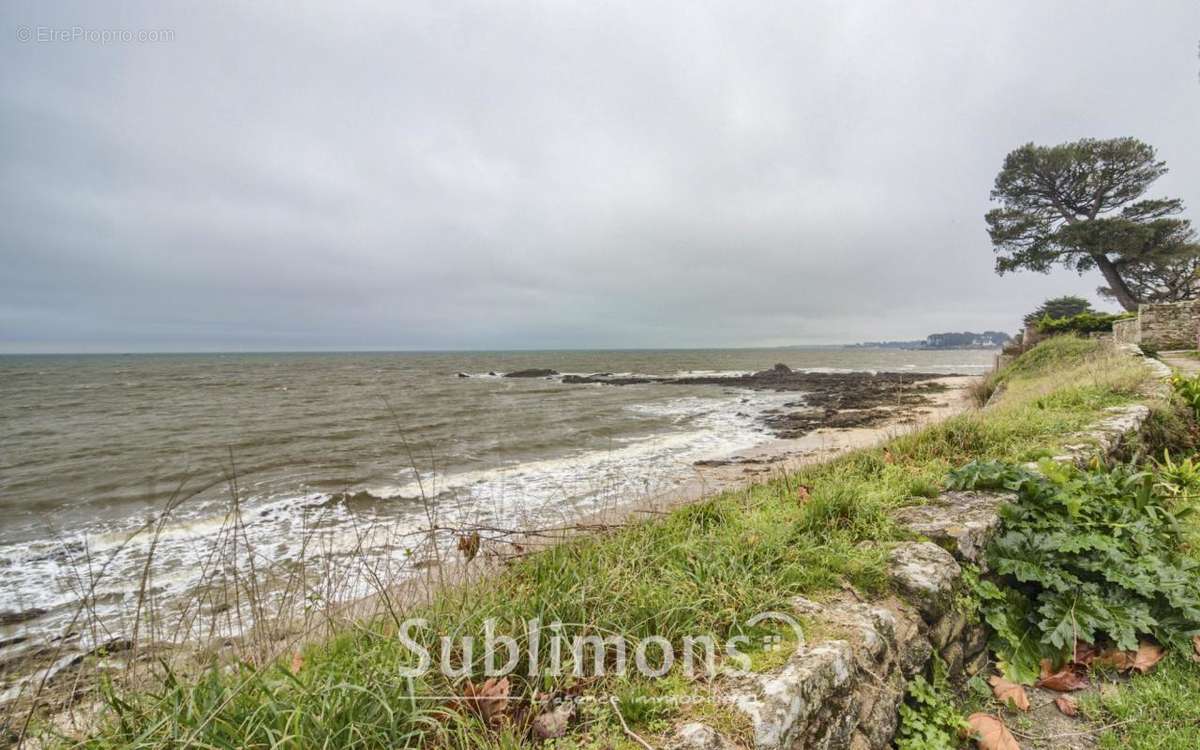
left=949, top=460, right=1200, bottom=683
left=1035, top=311, right=1134, bottom=336
left=1170, top=373, right=1200, bottom=420
left=896, top=657, right=970, bottom=750
left=1155, top=450, right=1200, bottom=498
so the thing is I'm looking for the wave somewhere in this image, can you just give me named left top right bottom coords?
left=0, top=389, right=792, bottom=659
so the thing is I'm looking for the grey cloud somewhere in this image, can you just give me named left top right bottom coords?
left=2, top=0, right=1198, bottom=351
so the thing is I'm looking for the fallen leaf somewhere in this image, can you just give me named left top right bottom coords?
left=966, top=713, right=1021, bottom=750
left=459, top=676, right=511, bottom=727
left=988, top=675, right=1030, bottom=711
left=1036, top=660, right=1089, bottom=692
left=289, top=651, right=304, bottom=674
left=1054, top=695, right=1078, bottom=717
left=531, top=700, right=574, bottom=739
left=796, top=484, right=811, bottom=503
left=1093, top=648, right=1136, bottom=672
left=457, top=531, right=481, bottom=562
left=1073, top=640, right=1098, bottom=666
left=1131, top=641, right=1165, bottom=674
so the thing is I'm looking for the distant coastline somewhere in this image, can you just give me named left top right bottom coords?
left=846, top=330, right=1012, bottom=350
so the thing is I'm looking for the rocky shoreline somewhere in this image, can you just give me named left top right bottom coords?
left=491, top=363, right=961, bottom=440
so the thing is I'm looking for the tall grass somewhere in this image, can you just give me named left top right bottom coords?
left=12, top=337, right=1158, bottom=749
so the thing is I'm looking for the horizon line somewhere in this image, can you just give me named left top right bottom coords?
left=0, top=343, right=863, bottom=356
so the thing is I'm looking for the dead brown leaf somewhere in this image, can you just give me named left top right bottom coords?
left=459, top=676, right=511, bottom=727
left=1054, top=695, right=1078, bottom=717
left=966, top=713, right=1021, bottom=750
left=1073, top=640, right=1098, bottom=666
left=1093, top=648, right=1137, bottom=672
left=988, top=675, right=1030, bottom=711
left=457, top=531, right=481, bottom=562
left=1036, top=659, right=1089, bottom=692
left=1131, top=641, right=1165, bottom=674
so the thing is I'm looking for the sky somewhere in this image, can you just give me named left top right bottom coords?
left=1, top=1, right=1198, bottom=352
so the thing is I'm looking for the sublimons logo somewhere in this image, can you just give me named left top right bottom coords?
left=394, top=611, right=804, bottom=679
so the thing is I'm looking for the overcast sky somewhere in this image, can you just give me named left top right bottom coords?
left=2, top=1, right=1197, bottom=352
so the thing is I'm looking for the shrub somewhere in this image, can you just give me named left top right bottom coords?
left=1023, top=295, right=1095, bottom=327
left=1035, top=311, right=1134, bottom=336
left=1170, top=373, right=1200, bottom=420
left=895, top=657, right=969, bottom=750
left=949, top=459, right=1200, bottom=683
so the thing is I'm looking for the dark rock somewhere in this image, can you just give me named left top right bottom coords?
left=322, top=490, right=386, bottom=508
left=0, top=635, right=29, bottom=650
left=504, top=369, right=559, bottom=378
left=0, top=608, right=48, bottom=626
left=456, top=372, right=470, bottom=378
left=693, top=456, right=771, bottom=467
left=562, top=374, right=656, bottom=385
left=91, top=638, right=134, bottom=656
left=557, top=366, right=956, bottom=439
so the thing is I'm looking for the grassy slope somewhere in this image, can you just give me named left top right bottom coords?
left=59, top=338, right=1158, bottom=749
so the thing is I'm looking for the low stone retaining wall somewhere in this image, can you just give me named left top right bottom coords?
left=1138, top=300, right=1200, bottom=350
left=1113, top=317, right=1139, bottom=346
left=668, top=347, right=1168, bottom=750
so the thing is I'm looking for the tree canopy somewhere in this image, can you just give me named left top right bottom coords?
left=986, top=137, right=1198, bottom=310
left=1022, top=295, right=1094, bottom=327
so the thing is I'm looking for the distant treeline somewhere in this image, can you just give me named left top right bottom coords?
left=849, top=331, right=1012, bottom=350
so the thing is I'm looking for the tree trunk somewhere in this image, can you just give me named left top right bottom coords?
left=1093, top=254, right=1139, bottom=311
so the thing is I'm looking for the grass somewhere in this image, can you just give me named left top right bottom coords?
left=26, top=336, right=1159, bottom=749
left=1085, top=654, right=1200, bottom=750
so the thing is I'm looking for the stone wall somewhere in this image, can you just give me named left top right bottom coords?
left=1137, top=300, right=1200, bottom=350
left=1112, top=317, right=1140, bottom=345
left=667, top=346, right=1167, bottom=750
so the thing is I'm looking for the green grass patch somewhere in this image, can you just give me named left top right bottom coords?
left=1086, top=654, right=1200, bottom=750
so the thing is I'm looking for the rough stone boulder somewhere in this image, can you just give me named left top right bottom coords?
left=503, top=368, right=560, bottom=378
left=886, top=542, right=961, bottom=622
left=724, top=641, right=856, bottom=750
left=668, top=722, right=736, bottom=750
left=893, top=491, right=1010, bottom=566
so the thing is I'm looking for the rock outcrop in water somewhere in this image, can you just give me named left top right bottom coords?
left=504, top=369, right=560, bottom=378
left=556, top=367, right=954, bottom=438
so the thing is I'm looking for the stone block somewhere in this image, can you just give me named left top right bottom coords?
left=887, top=542, right=961, bottom=621
left=894, top=491, right=1009, bottom=566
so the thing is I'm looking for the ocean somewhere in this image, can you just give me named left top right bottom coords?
left=0, top=348, right=992, bottom=656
